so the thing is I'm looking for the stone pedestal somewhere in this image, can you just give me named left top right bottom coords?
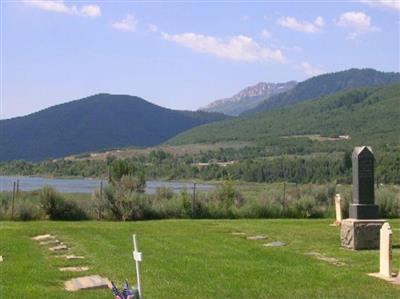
left=349, top=204, right=379, bottom=219
left=340, top=219, right=385, bottom=250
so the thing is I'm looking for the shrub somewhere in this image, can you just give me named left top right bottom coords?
left=40, top=186, right=87, bottom=220
left=156, top=187, right=174, bottom=201
left=376, top=188, right=400, bottom=218
left=17, top=201, right=42, bottom=221
left=291, top=195, right=323, bottom=218
left=214, top=180, right=244, bottom=208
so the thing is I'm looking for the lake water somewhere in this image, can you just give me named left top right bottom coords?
left=0, top=176, right=214, bottom=194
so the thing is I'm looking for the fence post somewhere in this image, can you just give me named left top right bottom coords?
left=99, top=181, right=103, bottom=220
left=192, top=183, right=197, bottom=218
left=16, top=179, right=20, bottom=197
left=11, top=181, right=16, bottom=220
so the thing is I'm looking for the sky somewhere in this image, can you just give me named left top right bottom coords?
left=1, top=0, right=399, bottom=119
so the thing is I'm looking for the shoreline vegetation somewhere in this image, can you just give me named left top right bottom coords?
left=1, top=151, right=399, bottom=222
left=1, top=181, right=399, bottom=221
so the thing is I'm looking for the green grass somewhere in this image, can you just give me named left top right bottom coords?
left=1, top=220, right=400, bottom=298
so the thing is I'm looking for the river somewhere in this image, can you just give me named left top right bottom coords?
left=0, top=176, right=214, bottom=194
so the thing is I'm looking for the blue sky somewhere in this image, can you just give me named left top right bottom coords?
left=1, top=0, right=399, bottom=119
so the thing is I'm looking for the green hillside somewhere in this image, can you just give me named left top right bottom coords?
left=245, top=68, right=400, bottom=115
left=0, top=94, right=228, bottom=161
left=169, top=83, right=400, bottom=146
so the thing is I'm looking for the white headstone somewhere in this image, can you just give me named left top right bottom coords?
left=335, top=194, right=342, bottom=224
left=379, top=222, right=392, bottom=278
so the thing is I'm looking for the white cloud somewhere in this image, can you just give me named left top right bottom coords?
left=23, top=1, right=101, bottom=17
left=336, top=11, right=380, bottom=39
left=148, top=23, right=158, bottom=33
left=113, top=14, right=138, bottom=32
left=162, top=32, right=287, bottom=63
left=80, top=5, right=101, bottom=17
left=360, top=0, right=400, bottom=11
left=261, top=29, right=272, bottom=39
left=277, top=16, right=325, bottom=33
left=299, top=62, right=325, bottom=77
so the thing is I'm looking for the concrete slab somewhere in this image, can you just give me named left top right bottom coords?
left=53, top=255, right=85, bottom=260
left=264, top=241, right=286, bottom=247
left=247, top=235, right=267, bottom=240
left=32, top=234, right=55, bottom=241
left=59, top=266, right=89, bottom=272
left=64, top=275, right=111, bottom=291
left=66, top=255, right=85, bottom=260
left=305, top=252, right=346, bottom=266
left=49, top=245, right=68, bottom=251
left=40, top=240, right=61, bottom=246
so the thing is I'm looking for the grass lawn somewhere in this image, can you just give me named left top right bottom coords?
left=1, top=219, right=400, bottom=298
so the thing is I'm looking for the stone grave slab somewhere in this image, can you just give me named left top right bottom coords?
left=59, top=266, right=89, bottom=272
left=40, top=240, right=61, bottom=246
left=305, top=252, right=345, bottom=266
left=32, top=234, right=55, bottom=241
left=64, top=275, right=111, bottom=291
left=54, top=255, right=85, bottom=260
left=66, top=255, right=85, bottom=260
left=264, top=241, right=286, bottom=247
left=49, top=244, right=68, bottom=251
left=231, top=232, right=246, bottom=236
left=247, top=235, right=267, bottom=240
left=0, top=256, right=3, bottom=262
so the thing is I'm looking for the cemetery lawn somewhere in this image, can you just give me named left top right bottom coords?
left=1, top=220, right=400, bottom=299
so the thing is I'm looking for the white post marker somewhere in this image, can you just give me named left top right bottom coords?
left=132, top=234, right=143, bottom=299
left=379, top=223, right=392, bottom=278
left=335, top=194, right=342, bottom=225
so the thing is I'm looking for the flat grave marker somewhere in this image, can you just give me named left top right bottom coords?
left=32, top=234, right=55, bottom=241
left=247, top=235, right=267, bottom=241
left=49, top=244, right=68, bottom=251
left=264, top=241, right=286, bottom=247
left=305, top=252, right=346, bottom=267
left=59, top=266, right=89, bottom=272
left=65, top=275, right=111, bottom=291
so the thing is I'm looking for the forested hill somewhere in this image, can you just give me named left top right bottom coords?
left=245, top=68, right=400, bottom=115
left=169, top=83, right=400, bottom=146
left=0, top=94, right=228, bottom=161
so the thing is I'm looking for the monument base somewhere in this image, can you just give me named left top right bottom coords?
left=340, top=219, right=385, bottom=250
left=349, top=204, right=379, bottom=219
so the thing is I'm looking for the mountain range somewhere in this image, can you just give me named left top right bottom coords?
left=169, top=83, right=400, bottom=146
left=200, top=81, right=297, bottom=116
left=1, top=68, right=399, bottom=162
left=245, top=68, right=400, bottom=114
left=0, top=94, right=227, bottom=161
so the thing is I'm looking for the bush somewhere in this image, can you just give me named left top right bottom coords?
left=40, top=186, right=87, bottom=220
left=17, top=201, right=42, bottom=221
left=214, top=180, right=244, bottom=208
left=291, top=195, right=323, bottom=218
left=376, top=188, right=400, bottom=218
left=156, top=187, right=174, bottom=201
